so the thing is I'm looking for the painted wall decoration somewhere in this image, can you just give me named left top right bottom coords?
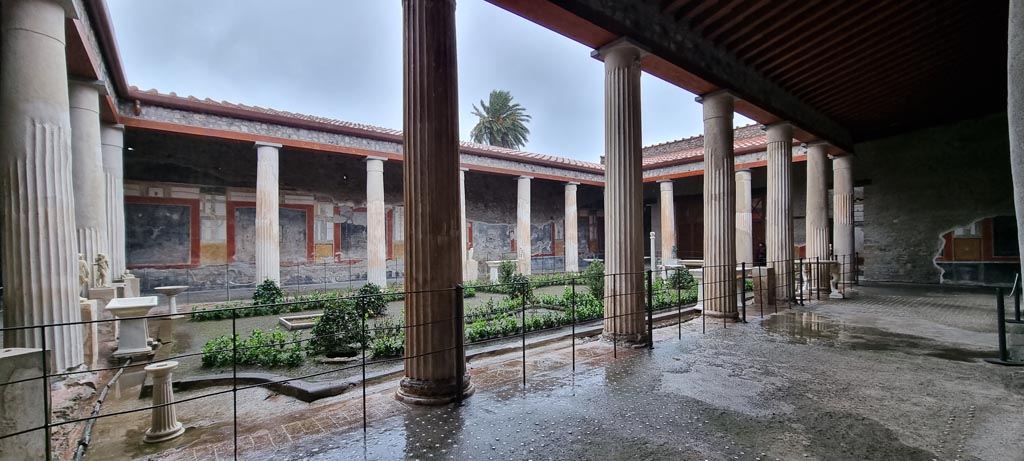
left=126, top=202, right=193, bottom=266
left=531, top=222, right=554, bottom=256
left=336, top=206, right=367, bottom=260
left=472, top=222, right=513, bottom=261
left=233, top=206, right=311, bottom=263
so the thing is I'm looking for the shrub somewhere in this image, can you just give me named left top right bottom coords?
left=498, top=260, right=517, bottom=285
left=369, top=318, right=405, bottom=359
left=507, top=272, right=533, bottom=302
left=201, top=327, right=304, bottom=368
left=253, top=279, right=284, bottom=306
left=308, top=297, right=365, bottom=357
left=582, top=260, right=605, bottom=300
left=463, top=286, right=476, bottom=298
left=668, top=267, right=696, bottom=290
left=356, top=283, right=387, bottom=317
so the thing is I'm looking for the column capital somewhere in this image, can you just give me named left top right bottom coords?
left=460, top=167, right=469, bottom=172
left=566, top=181, right=580, bottom=186
left=590, top=37, right=649, bottom=62
left=365, top=155, right=388, bottom=163
left=254, top=141, right=283, bottom=149
left=517, top=175, right=533, bottom=181
left=697, top=90, right=736, bottom=120
left=735, top=168, right=753, bottom=176
left=765, top=122, right=794, bottom=143
left=69, top=78, right=108, bottom=95
left=695, top=89, right=738, bottom=104
left=832, top=154, right=854, bottom=169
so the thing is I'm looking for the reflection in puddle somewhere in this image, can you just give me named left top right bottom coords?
left=762, top=312, right=840, bottom=344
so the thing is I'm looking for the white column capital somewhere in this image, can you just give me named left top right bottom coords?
left=460, top=167, right=469, bottom=172
left=658, top=179, right=674, bottom=191
left=566, top=181, right=580, bottom=186
left=517, top=175, right=533, bottom=181
left=365, top=155, right=388, bottom=163
left=591, top=37, right=649, bottom=62
left=735, top=169, right=753, bottom=177
left=697, top=90, right=736, bottom=120
left=254, top=141, right=283, bottom=150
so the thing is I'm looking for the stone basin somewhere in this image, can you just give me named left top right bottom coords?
left=106, top=296, right=159, bottom=318
left=106, top=296, right=158, bottom=358
left=154, top=285, right=189, bottom=297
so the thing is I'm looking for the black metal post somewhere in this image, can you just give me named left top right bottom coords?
left=646, top=270, right=654, bottom=349
left=816, top=256, right=821, bottom=301
left=997, top=288, right=1008, bottom=362
left=570, top=277, right=576, bottom=372
left=361, top=301, right=367, bottom=432
left=41, top=325, right=51, bottom=461
left=758, top=266, right=764, bottom=318
left=225, top=264, right=231, bottom=302
left=798, top=259, right=804, bottom=306
left=521, top=281, right=527, bottom=387
left=232, top=310, right=238, bottom=459
left=1015, top=274, right=1022, bottom=322
left=677, top=268, right=682, bottom=340
left=740, top=262, right=747, bottom=323
left=455, top=285, right=465, bottom=402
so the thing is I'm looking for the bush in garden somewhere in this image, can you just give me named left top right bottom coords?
left=668, top=267, right=696, bottom=290
left=581, top=260, right=605, bottom=300
left=357, top=283, right=387, bottom=317
left=253, top=279, right=284, bottom=306
left=507, top=272, right=533, bottom=302
left=200, top=328, right=304, bottom=368
left=369, top=318, right=405, bottom=359
left=498, top=260, right=517, bottom=285
left=308, top=297, right=365, bottom=357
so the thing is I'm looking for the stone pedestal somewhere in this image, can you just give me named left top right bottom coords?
left=398, top=0, right=471, bottom=405
left=1, top=0, right=84, bottom=372
left=485, top=261, right=505, bottom=283
left=766, top=123, right=794, bottom=303
left=366, top=157, right=387, bottom=286
left=102, top=124, right=127, bottom=278
left=805, top=144, right=831, bottom=261
left=80, top=300, right=100, bottom=369
left=144, top=361, right=185, bottom=443
left=516, top=176, right=532, bottom=275
left=0, top=348, right=48, bottom=459
left=565, top=182, right=580, bottom=273
left=106, top=296, right=157, bottom=358
left=123, top=275, right=140, bottom=298
left=154, top=286, right=188, bottom=316
left=833, top=155, right=855, bottom=289
left=255, top=142, right=281, bottom=284
left=735, top=170, right=753, bottom=265
left=700, top=91, right=738, bottom=319
left=801, top=260, right=834, bottom=296
left=595, top=39, right=647, bottom=342
left=89, top=285, right=118, bottom=339
left=751, top=267, right=776, bottom=308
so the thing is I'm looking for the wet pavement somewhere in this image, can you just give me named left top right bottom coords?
left=87, top=284, right=1024, bottom=460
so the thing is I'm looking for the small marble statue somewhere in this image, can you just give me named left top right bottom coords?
left=78, top=253, right=90, bottom=298
left=94, top=253, right=110, bottom=288
left=123, top=270, right=135, bottom=279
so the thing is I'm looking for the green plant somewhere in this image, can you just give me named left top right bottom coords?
left=369, top=318, right=405, bottom=359
left=201, top=327, right=304, bottom=368
left=582, top=260, right=605, bottom=300
left=357, top=283, right=387, bottom=317
left=498, top=260, right=517, bottom=285
left=507, top=272, right=533, bottom=303
left=253, top=279, right=284, bottom=306
left=308, top=298, right=365, bottom=357
left=470, top=90, right=532, bottom=149
left=668, top=267, right=696, bottom=290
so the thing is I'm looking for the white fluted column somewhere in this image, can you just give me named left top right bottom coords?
left=70, top=81, right=109, bottom=287
left=832, top=155, right=855, bottom=285
left=255, top=142, right=281, bottom=284
left=564, top=182, right=579, bottom=272
left=735, top=169, right=753, bottom=265
left=101, top=124, right=126, bottom=279
left=766, top=123, right=794, bottom=301
left=516, top=176, right=532, bottom=275
left=805, top=143, right=830, bottom=293
left=460, top=168, right=469, bottom=280
left=143, top=361, right=185, bottom=443
left=595, top=40, right=646, bottom=341
left=398, top=0, right=471, bottom=405
left=1, top=0, right=84, bottom=372
left=366, top=157, right=387, bottom=286
left=700, top=91, right=737, bottom=318
left=659, top=180, right=676, bottom=263
left=1010, top=0, right=1024, bottom=279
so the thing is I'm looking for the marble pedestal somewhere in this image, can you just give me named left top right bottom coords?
left=106, top=296, right=158, bottom=358
left=485, top=260, right=514, bottom=283
left=80, top=300, right=100, bottom=369
left=0, top=348, right=47, bottom=459
left=123, top=276, right=140, bottom=298
left=751, top=267, right=777, bottom=308
left=154, top=286, right=188, bottom=317
left=144, top=361, right=185, bottom=443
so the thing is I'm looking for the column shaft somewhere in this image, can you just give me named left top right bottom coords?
left=366, top=157, right=387, bottom=286
left=701, top=91, right=737, bottom=318
left=659, top=180, right=676, bottom=262
left=832, top=155, right=855, bottom=282
left=564, top=183, right=579, bottom=272
left=460, top=168, right=469, bottom=280
left=599, top=42, right=645, bottom=341
left=101, top=125, right=126, bottom=279
left=399, top=0, right=470, bottom=404
left=805, top=144, right=830, bottom=259
left=0, top=0, right=84, bottom=371
left=1010, top=0, right=1024, bottom=279
left=735, top=169, right=753, bottom=265
left=255, top=142, right=281, bottom=284
left=70, top=81, right=109, bottom=287
left=516, top=176, right=532, bottom=275
left=766, top=123, right=794, bottom=301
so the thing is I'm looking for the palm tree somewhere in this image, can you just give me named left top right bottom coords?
left=470, top=90, right=532, bottom=150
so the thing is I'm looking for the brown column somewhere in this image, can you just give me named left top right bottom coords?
left=700, top=91, right=737, bottom=318
left=397, top=0, right=471, bottom=404
left=594, top=39, right=646, bottom=343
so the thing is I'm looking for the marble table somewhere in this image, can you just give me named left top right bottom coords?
left=106, top=296, right=158, bottom=358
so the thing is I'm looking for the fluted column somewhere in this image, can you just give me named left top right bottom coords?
left=70, top=81, right=109, bottom=287
left=700, top=91, right=737, bottom=318
left=1010, top=0, right=1024, bottom=280
left=564, top=182, right=579, bottom=272
left=255, top=142, right=281, bottom=284
left=832, top=155, right=855, bottom=285
left=735, top=169, right=753, bottom=265
left=101, top=124, right=126, bottom=279
left=805, top=144, right=830, bottom=259
left=766, top=123, right=794, bottom=301
left=143, top=361, right=185, bottom=443
left=366, top=157, right=387, bottom=286
left=1, top=0, right=84, bottom=372
left=516, top=176, right=532, bottom=275
left=460, top=167, right=469, bottom=280
left=595, top=40, right=646, bottom=341
left=398, top=0, right=470, bottom=404
left=658, top=180, right=676, bottom=263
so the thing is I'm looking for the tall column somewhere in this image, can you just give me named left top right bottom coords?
left=398, top=0, right=470, bottom=404
left=1, top=0, right=84, bottom=372
left=101, top=124, right=127, bottom=279
left=595, top=40, right=646, bottom=341
left=516, top=176, right=532, bottom=275
left=366, top=157, right=387, bottom=286
left=700, top=91, right=737, bottom=318
left=765, top=123, right=794, bottom=301
left=1010, top=0, right=1024, bottom=279
left=658, top=180, right=676, bottom=263
left=832, top=155, right=855, bottom=284
left=735, top=169, right=753, bottom=265
left=564, top=182, right=579, bottom=272
left=254, top=142, right=281, bottom=284
left=70, top=81, right=109, bottom=287
left=460, top=168, right=469, bottom=280
left=805, top=143, right=830, bottom=259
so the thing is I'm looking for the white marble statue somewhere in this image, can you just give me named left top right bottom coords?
left=94, top=253, right=110, bottom=288
left=78, top=253, right=90, bottom=298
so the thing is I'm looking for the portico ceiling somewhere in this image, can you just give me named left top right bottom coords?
left=488, top=0, right=1009, bottom=149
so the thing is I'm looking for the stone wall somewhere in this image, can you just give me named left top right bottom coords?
left=857, top=113, right=1016, bottom=283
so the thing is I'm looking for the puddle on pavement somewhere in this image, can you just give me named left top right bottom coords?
left=762, top=311, right=998, bottom=363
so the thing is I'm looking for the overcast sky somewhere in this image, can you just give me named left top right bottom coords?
left=107, top=0, right=752, bottom=162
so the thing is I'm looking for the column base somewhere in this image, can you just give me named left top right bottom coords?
left=396, top=375, right=474, bottom=406
left=600, top=332, right=648, bottom=347
left=144, top=422, right=185, bottom=444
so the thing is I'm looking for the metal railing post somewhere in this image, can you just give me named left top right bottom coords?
left=570, top=277, right=576, bottom=373
left=41, top=325, right=51, bottom=461
left=455, top=285, right=465, bottom=402
left=816, top=256, right=821, bottom=301
left=740, top=262, right=746, bottom=323
left=361, top=299, right=367, bottom=432
left=798, top=259, right=804, bottom=306
left=521, top=281, right=527, bottom=387
left=231, top=309, right=238, bottom=459
left=997, top=288, right=1008, bottom=363
left=646, top=270, right=654, bottom=349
